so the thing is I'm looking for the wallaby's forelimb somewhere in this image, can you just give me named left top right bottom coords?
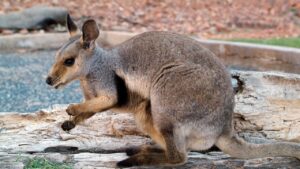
left=61, top=112, right=96, bottom=131
left=73, top=112, right=97, bottom=124
left=62, top=96, right=117, bottom=131
left=66, top=96, right=117, bottom=116
left=216, top=134, right=300, bottom=160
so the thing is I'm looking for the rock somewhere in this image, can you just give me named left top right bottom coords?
left=0, top=6, right=67, bottom=30
left=0, top=70, right=300, bottom=168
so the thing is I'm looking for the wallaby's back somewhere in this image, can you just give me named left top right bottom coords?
left=115, top=31, right=232, bottom=102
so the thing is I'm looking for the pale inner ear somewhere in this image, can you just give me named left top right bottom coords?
left=66, top=14, right=78, bottom=37
left=82, top=20, right=99, bottom=46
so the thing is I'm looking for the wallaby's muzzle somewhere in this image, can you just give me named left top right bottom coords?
left=45, top=76, right=53, bottom=86
left=45, top=74, right=66, bottom=89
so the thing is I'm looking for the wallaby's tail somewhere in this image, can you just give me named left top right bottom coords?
left=215, top=134, right=300, bottom=160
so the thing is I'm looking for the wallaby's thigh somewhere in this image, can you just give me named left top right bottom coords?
left=150, top=63, right=228, bottom=150
left=151, top=64, right=226, bottom=120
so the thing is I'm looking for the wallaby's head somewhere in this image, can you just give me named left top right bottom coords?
left=46, top=14, right=100, bottom=89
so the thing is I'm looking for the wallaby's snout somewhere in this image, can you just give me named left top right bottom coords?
left=45, top=76, right=53, bottom=86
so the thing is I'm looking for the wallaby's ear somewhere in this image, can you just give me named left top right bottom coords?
left=82, top=19, right=99, bottom=49
left=66, top=14, right=78, bottom=37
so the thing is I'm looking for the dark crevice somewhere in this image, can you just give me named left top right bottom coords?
left=31, top=145, right=221, bottom=155
left=38, top=145, right=221, bottom=155
left=41, top=146, right=127, bottom=154
left=44, top=146, right=78, bottom=153
left=26, top=151, right=40, bottom=154
left=77, top=148, right=128, bottom=154
left=231, top=75, right=245, bottom=94
left=192, top=146, right=221, bottom=154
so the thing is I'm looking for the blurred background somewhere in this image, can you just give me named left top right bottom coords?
left=1, top=0, right=300, bottom=40
left=0, top=0, right=300, bottom=113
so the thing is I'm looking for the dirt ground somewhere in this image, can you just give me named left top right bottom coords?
left=1, top=0, right=300, bottom=39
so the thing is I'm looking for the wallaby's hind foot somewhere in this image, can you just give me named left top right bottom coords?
left=118, top=124, right=187, bottom=167
left=117, top=152, right=166, bottom=168
left=125, top=145, right=164, bottom=156
left=117, top=151, right=186, bottom=168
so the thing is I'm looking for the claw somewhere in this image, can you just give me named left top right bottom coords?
left=61, top=120, right=76, bottom=131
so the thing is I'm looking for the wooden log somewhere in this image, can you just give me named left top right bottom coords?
left=0, top=70, right=300, bottom=168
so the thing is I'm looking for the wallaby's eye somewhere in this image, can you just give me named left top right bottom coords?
left=64, top=58, right=75, bottom=66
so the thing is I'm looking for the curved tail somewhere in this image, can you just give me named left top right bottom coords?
left=215, top=134, right=300, bottom=160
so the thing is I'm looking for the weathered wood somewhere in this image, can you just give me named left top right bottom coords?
left=232, top=71, right=300, bottom=142
left=0, top=70, right=300, bottom=168
left=0, top=6, right=67, bottom=30
left=1, top=152, right=300, bottom=169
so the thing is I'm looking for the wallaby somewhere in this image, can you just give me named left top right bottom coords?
left=46, top=15, right=300, bottom=167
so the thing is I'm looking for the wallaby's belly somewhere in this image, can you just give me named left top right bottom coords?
left=185, top=125, right=220, bottom=151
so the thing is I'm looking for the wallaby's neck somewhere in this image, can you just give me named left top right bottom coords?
left=82, top=45, right=121, bottom=79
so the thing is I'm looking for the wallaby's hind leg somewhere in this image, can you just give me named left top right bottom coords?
left=124, top=101, right=167, bottom=156
left=125, top=144, right=164, bottom=156
left=160, top=127, right=187, bottom=165
left=117, top=125, right=187, bottom=167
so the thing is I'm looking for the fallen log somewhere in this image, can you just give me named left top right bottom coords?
left=0, top=6, right=67, bottom=30
left=0, top=70, right=300, bottom=168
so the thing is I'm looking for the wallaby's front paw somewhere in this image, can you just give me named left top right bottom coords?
left=61, top=120, right=76, bottom=131
left=66, top=104, right=81, bottom=116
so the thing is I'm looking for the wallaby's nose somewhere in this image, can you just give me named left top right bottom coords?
left=46, top=76, right=53, bottom=86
